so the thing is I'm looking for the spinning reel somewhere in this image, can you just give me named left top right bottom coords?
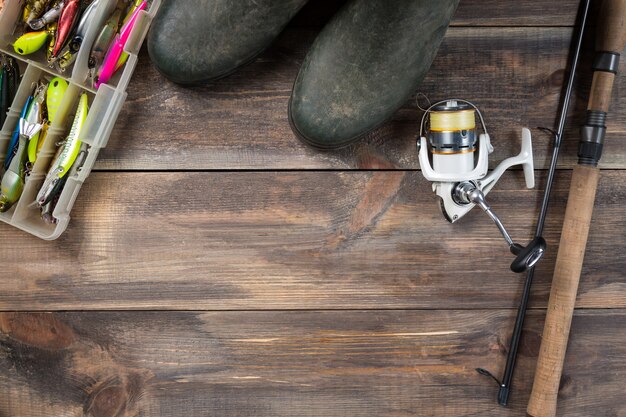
left=417, top=99, right=546, bottom=273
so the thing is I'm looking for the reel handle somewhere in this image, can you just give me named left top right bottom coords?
left=510, top=237, right=547, bottom=273
left=456, top=183, right=546, bottom=273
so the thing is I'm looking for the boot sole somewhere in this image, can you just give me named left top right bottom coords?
left=287, top=96, right=401, bottom=152
left=287, top=96, right=374, bottom=151
left=150, top=44, right=272, bottom=87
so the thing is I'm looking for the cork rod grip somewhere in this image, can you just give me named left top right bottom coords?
left=526, top=2, right=626, bottom=414
left=590, top=0, right=626, bottom=113
left=526, top=166, right=600, bottom=417
left=596, top=0, right=626, bottom=53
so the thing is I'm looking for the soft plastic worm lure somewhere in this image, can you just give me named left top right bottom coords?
left=29, top=0, right=64, bottom=30
left=37, top=93, right=88, bottom=206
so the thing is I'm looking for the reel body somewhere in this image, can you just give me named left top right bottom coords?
left=418, top=99, right=545, bottom=273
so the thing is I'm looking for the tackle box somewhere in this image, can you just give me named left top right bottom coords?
left=0, top=0, right=161, bottom=239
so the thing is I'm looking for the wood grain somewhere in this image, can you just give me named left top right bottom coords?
left=0, top=170, right=623, bottom=311
left=100, top=27, right=626, bottom=171
left=1, top=309, right=624, bottom=417
left=2, top=3, right=625, bottom=415
left=292, top=0, right=585, bottom=27
left=452, top=0, right=582, bottom=27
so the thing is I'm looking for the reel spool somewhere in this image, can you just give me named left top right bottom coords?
left=417, top=99, right=546, bottom=273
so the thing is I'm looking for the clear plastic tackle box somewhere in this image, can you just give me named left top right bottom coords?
left=0, top=0, right=161, bottom=239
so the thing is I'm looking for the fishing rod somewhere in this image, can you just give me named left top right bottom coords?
left=476, top=0, right=592, bottom=405
left=528, top=0, right=626, bottom=416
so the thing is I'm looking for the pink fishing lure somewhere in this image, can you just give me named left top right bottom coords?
left=95, top=0, right=146, bottom=88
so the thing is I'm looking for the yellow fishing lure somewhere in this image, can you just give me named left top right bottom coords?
left=46, top=77, right=68, bottom=123
left=14, top=31, right=48, bottom=55
left=58, top=93, right=89, bottom=177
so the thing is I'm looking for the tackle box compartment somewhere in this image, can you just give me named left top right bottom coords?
left=0, top=0, right=161, bottom=239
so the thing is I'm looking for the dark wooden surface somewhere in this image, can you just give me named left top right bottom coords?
left=1, top=170, right=625, bottom=311
left=2, top=2, right=625, bottom=416
left=105, top=27, right=626, bottom=171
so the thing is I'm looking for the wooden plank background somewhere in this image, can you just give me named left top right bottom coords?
left=2, top=1, right=625, bottom=416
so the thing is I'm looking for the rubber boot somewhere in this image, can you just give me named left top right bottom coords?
left=148, top=0, right=309, bottom=84
left=289, top=0, right=459, bottom=149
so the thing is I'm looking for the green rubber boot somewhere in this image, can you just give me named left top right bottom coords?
left=289, top=0, right=459, bottom=149
left=148, top=0, right=309, bottom=84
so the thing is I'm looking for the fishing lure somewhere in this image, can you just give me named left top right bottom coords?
left=33, top=77, right=68, bottom=156
left=88, top=0, right=125, bottom=75
left=121, top=0, right=143, bottom=26
left=95, top=0, right=146, bottom=88
left=22, top=0, right=36, bottom=24
left=0, top=58, right=19, bottom=156
left=27, top=83, right=47, bottom=163
left=54, top=45, right=76, bottom=71
left=0, top=134, right=28, bottom=212
left=36, top=123, right=49, bottom=155
left=14, top=30, right=48, bottom=55
left=38, top=146, right=65, bottom=209
left=40, top=192, right=60, bottom=223
left=53, top=0, right=102, bottom=70
left=0, top=92, right=44, bottom=212
left=29, top=0, right=64, bottom=30
left=37, top=93, right=88, bottom=206
left=39, top=141, right=87, bottom=213
left=0, top=68, right=5, bottom=127
left=0, top=62, right=7, bottom=129
left=0, top=56, right=17, bottom=129
left=26, top=0, right=52, bottom=25
left=114, top=0, right=145, bottom=71
left=39, top=142, right=86, bottom=223
left=52, top=0, right=80, bottom=59
left=69, top=0, right=101, bottom=53
left=45, top=22, right=58, bottom=61
left=6, top=57, right=19, bottom=101
left=4, top=96, right=32, bottom=170
left=46, top=77, right=68, bottom=123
